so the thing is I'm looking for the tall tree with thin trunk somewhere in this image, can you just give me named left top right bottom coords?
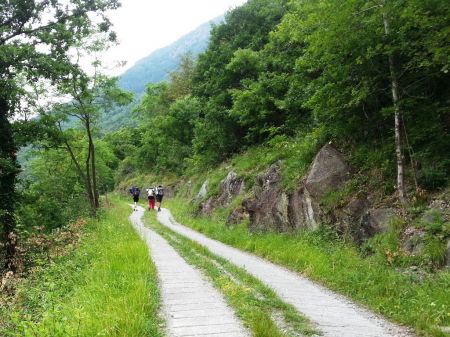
left=382, top=7, right=407, bottom=205
left=52, top=72, right=132, bottom=214
left=0, top=0, right=120, bottom=271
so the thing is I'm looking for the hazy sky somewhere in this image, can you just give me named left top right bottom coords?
left=102, top=0, right=248, bottom=75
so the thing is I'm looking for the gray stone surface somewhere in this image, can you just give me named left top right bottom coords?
left=217, top=171, right=245, bottom=206
left=305, top=144, right=350, bottom=199
left=158, top=208, right=414, bottom=337
left=196, top=180, right=208, bottom=201
left=129, top=207, right=249, bottom=337
left=244, top=164, right=295, bottom=232
left=360, top=208, right=395, bottom=239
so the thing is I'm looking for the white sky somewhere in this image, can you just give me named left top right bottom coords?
left=101, top=0, right=248, bottom=75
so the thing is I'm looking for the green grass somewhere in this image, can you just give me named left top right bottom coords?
left=182, top=129, right=325, bottom=198
left=1, top=197, right=162, bottom=337
left=164, top=198, right=450, bottom=337
left=143, top=209, right=317, bottom=337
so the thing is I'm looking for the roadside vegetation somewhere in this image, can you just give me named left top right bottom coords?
left=2, top=0, right=449, bottom=335
left=0, top=199, right=162, bottom=337
left=163, top=198, right=450, bottom=337
left=143, top=208, right=317, bottom=337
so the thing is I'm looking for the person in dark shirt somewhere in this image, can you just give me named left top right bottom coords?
left=129, top=186, right=141, bottom=211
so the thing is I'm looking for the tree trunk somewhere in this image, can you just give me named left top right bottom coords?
left=82, top=118, right=96, bottom=215
left=62, top=135, right=95, bottom=212
left=0, top=95, right=19, bottom=272
left=86, top=118, right=99, bottom=209
left=383, top=11, right=407, bottom=205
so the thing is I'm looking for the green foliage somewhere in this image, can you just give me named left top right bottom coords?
left=18, top=154, right=88, bottom=232
left=137, top=94, right=201, bottom=174
left=321, top=179, right=360, bottom=212
left=190, top=0, right=289, bottom=165
left=2, top=198, right=162, bottom=337
left=362, top=218, right=407, bottom=266
left=420, top=211, right=450, bottom=267
left=362, top=211, right=450, bottom=270
left=17, top=135, right=118, bottom=234
left=118, top=0, right=449, bottom=196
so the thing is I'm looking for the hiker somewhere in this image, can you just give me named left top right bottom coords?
left=129, top=186, right=141, bottom=210
left=155, top=185, right=164, bottom=212
left=146, top=186, right=156, bottom=210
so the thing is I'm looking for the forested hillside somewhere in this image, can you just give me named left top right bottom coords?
left=118, top=15, right=223, bottom=96
left=92, top=16, right=222, bottom=131
left=2, top=0, right=450, bottom=336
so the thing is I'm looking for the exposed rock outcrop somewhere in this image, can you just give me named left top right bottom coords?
left=227, top=206, right=249, bottom=225
left=358, top=208, right=395, bottom=241
left=195, top=180, right=208, bottom=201
left=334, top=197, right=370, bottom=238
left=305, top=144, right=350, bottom=199
left=402, top=227, right=426, bottom=256
left=244, top=164, right=292, bottom=231
left=243, top=145, right=350, bottom=232
left=198, top=172, right=245, bottom=215
left=288, top=187, right=320, bottom=230
left=216, top=171, right=245, bottom=206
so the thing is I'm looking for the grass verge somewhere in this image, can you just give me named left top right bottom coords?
left=1, top=197, right=162, bottom=337
left=143, top=208, right=318, bottom=337
left=163, top=198, right=450, bottom=337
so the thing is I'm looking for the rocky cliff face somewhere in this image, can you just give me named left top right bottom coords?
left=192, top=144, right=449, bottom=260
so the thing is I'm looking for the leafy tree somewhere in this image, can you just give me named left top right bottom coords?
left=136, top=90, right=201, bottom=173
left=167, top=53, right=196, bottom=101
left=0, top=0, right=120, bottom=271
left=277, top=0, right=450, bottom=200
left=191, top=0, right=288, bottom=166
left=51, top=73, right=132, bottom=213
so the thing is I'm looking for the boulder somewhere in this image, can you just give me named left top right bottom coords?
left=305, top=144, right=350, bottom=199
left=288, top=187, right=320, bottom=230
left=359, top=208, right=395, bottom=240
left=217, top=171, right=245, bottom=206
left=198, top=172, right=245, bottom=215
left=245, top=164, right=293, bottom=232
left=200, top=197, right=216, bottom=215
left=335, top=197, right=370, bottom=238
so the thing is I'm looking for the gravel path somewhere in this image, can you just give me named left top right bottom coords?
left=157, top=208, right=414, bottom=337
left=130, top=206, right=249, bottom=337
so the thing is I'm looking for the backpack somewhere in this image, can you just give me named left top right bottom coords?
left=147, top=188, right=155, bottom=197
left=156, top=187, right=164, bottom=196
left=131, top=187, right=140, bottom=197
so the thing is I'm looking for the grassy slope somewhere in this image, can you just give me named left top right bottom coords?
left=2, top=197, right=162, bottom=337
left=164, top=198, right=450, bottom=337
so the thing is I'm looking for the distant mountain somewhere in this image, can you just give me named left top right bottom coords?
left=118, top=15, right=223, bottom=97
left=97, top=15, right=223, bottom=132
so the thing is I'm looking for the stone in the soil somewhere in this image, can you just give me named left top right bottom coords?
left=305, top=144, right=350, bottom=199
left=359, top=208, right=395, bottom=240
